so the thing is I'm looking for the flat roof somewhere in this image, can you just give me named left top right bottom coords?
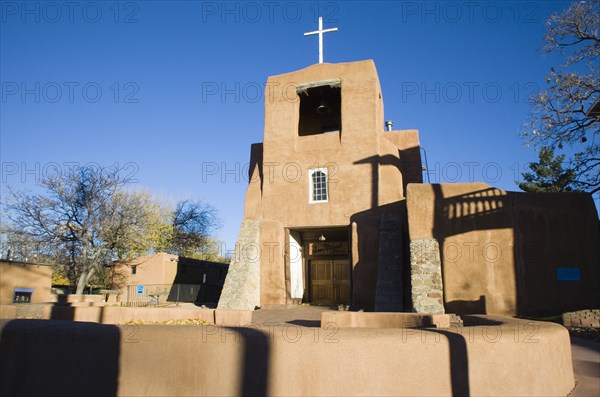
left=0, top=259, right=54, bottom=267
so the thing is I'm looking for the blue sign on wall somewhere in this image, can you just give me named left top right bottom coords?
left=556, top=268, right=580, bottom=281
left=136, top=285, right=145, bottom=294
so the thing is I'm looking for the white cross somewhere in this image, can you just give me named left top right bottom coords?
left=304, top=17, right=338, bottom=64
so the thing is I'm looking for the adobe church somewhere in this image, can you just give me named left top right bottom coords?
left=218, top=28, right=599, bottom=315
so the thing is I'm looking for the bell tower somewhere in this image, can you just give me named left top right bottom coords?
left=219, top=60, right=422, bottom=311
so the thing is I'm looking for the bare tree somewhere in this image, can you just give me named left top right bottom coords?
left=523, top=1, right=599, bottom=193
left=167, top=200, right=221, bottom=257
left=4, top=165, right=154, bottom=294
left=0, top=225, right=48, bottom=262
left=102, top=190, right=168, bottom=260
left=4, top=166, right=223, bottom=293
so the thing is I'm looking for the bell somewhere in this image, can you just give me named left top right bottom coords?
left=316, top=100, right=331, bottom=115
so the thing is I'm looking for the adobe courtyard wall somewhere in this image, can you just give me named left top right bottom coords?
left=0, top=316, right=574, bottom=396
left=407, top=183, right=600, bottom=315
left=321, top=311, right=451, bottom=328
left=48, top=294, right=105, bottom=303
left=0, top=304, right=216, bottom=323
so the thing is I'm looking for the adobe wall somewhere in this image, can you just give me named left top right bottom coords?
left=407, top=183, right=600, bottom=315
left=242, top=143, right=263, bottom=220
left=0, top=317, right=574, bottom=396
left=110, top=253, right=178, bottom=296
left=322, top=311, right=451, bottom=328
left=0, top=306, right=16, bottom=319
left=260, top=60, right=386, bottom=227
left=258, top=220, right=287, bottom=305
left=511, top=191, right=600, bottom=314
left=0, top=304, right=215, bottom=324
left=48, top=294, right=105, bottom=303
left=0, top=261, right=52, bottom=304
left=349, top=212, right=381, bottom=310
left=382, top=129, right=423, bottom=195
left=169, top=258, right=228, bottom=304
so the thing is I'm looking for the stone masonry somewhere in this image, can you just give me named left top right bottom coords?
left=562, top=309, right=600, bottom=328
left=410, top=238, right=444, bottom=314
left=217, top=220, right=260, bottom=310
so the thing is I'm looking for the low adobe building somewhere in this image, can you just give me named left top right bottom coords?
left=218, top=59, right=600, bottom=315
left=109, top=253, right=228, bottom=306
left=407, top=182, right=600, bottom=315
left=0, top=259, right=52, bottom=305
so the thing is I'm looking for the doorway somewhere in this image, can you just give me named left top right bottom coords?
left=288, top=227, right=351, bottom=306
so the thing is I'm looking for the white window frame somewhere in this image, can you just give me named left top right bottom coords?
left=308, top=168, right=329, bottom=204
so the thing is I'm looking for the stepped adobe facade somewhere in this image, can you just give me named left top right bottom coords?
left=218, top=60, right=600, bottom=315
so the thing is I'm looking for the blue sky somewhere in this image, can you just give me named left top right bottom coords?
left=1, top=0, right=588, bottom=251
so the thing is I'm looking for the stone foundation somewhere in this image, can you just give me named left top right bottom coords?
left=562, top=309, right=600, bottom=328
left=410, top=239, right=444, bottom=313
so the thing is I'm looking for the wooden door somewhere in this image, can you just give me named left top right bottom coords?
left=333, top=259, right=351, bottom=305
left=310, top=259, right=350, bottom=305
left=311, top=260, right=333, bottom=305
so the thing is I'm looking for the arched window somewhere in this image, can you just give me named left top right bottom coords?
left=309, top=168, right=328, bottom=203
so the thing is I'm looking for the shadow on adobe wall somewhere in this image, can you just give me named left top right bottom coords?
left=0, top=319, right=120, bottom=397
left=429, top=184, right=600, bottom=316
left=226, top=326, right=270, bottom=396
left=349, top=147, right=422, bottom=312
left=459, top=315, right=503, bottom=326
left=168, top=257, right=229, bottom=306
left=50, top=294, right=75, bottom=321
left=445, top=296, right=487, bottom=315
left=287, top=319, right=320, bottom=328
left=428, top=329, right=470, bottom=397
left=350, top=200, right=409, bottom=311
